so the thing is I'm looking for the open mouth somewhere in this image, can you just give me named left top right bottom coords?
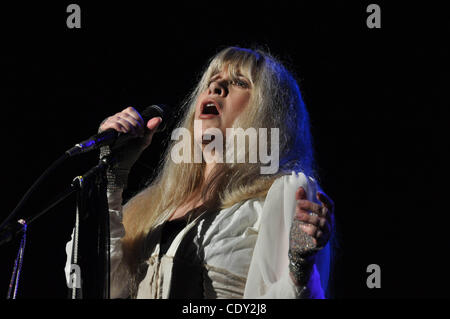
left=201, top=101, right=220, bottom=115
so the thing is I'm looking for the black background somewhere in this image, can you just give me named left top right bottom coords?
left=0, top=1, right=448, bottom=299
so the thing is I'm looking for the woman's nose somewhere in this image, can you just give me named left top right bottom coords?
left=208, top=81, right=228, bottom=97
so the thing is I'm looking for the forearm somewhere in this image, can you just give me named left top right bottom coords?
left=244, top=265, right=322, bottom=299
left=288, top=265, right=314, bottom=298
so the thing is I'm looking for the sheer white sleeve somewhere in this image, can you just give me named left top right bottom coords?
left=64, top=188, right=130, bottom=299
left=243, top=172, right=329, bottom=299
left=198, top=200, right=263, bottom=298
left=199, top=172, right=330, bottom=299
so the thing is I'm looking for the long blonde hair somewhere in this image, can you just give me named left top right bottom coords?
left=121, top=46, right=316, bottom=280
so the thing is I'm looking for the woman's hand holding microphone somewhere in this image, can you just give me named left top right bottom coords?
left=99, top=106, right=162, bottom=190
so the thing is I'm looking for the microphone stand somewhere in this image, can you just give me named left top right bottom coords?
left=0, top=154, right=115, bottom=299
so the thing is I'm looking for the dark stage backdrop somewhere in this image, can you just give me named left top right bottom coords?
left=0, top=2, right=447, bottom=299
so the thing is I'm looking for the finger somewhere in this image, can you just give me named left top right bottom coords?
left=300, top=223, right=324, bottom=241
left=299, top=224, right=318, bottom=243
left=297, top=210, right=330, bottom=235
left=100, top=117, right=127, bottom=133
left=295, top=211, right=321, bottom=226
left=296, top=206, right=322, bottom=226
left=119, top=112, right=144, bottom=134
left=123, top=106, right=145, bottom=127
left=141, top=117, right=162, bottom=146
left=99, top=116, right=113, bottom=132
left=316, top=193, right=333, bottom=224
left=318, top=217, right=328, bottom=229
left=115, top=116, right=139, bottom=135
left=317, top=191, right=334, bottom=212
left=297, top=199, right=323, bottom=216
left=315, top=230, right=324, bottom=242
left=106, top=121, right=127, bottom=133
left=295, top=186, right=306, bottom=201
left=147, top=117, right=162, bottom=131
left=296, top=203, right=331, bottom=232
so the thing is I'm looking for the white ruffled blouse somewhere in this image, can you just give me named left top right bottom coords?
left=65, top=171, right=331, bottom=299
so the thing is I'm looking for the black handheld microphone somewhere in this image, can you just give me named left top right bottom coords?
left=66, top=105, right=168, bottom=157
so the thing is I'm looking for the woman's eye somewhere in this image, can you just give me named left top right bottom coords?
left=233, top=79, right=249, bottom=88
